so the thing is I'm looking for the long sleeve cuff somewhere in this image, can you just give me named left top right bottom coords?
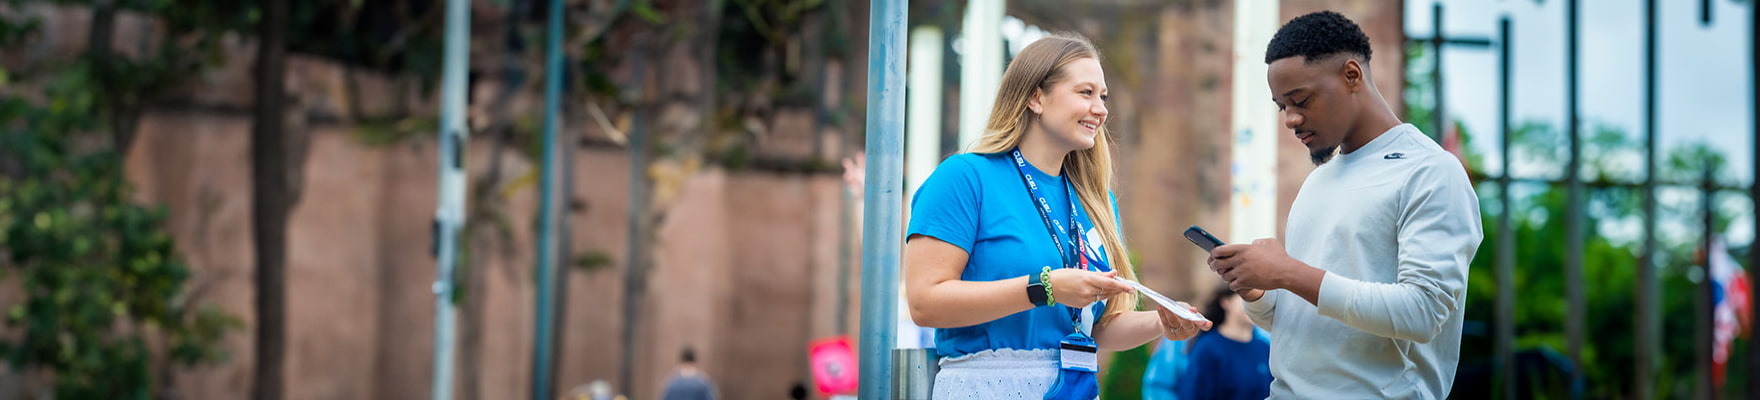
left=1316, top=271, right=1358, bottom=320
left=1243, top=289, right=1278, bottom=332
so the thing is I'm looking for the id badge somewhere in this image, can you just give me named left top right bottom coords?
left=1058, top=333, right=1098, bottom=372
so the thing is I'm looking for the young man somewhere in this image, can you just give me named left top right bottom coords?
left=1205, top=10, right=1483, bottom=399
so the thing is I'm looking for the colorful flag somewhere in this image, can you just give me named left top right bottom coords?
left=1709, top=237, right=1752, bottom=387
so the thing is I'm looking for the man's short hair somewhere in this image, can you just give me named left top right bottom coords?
left=681, top=347, right=697, bottom=363
left=1265, top=10, right=1373, bottom=65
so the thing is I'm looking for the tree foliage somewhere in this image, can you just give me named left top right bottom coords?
left=1406, top=42, right=1751, bottom=399
left=0, top=0, right=249, bottom=397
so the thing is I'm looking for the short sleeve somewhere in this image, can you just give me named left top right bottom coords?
left=907, top=155, right=984, bottom=254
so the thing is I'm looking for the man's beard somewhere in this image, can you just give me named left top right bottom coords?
left=1310, top=144, right=1340, bottom=166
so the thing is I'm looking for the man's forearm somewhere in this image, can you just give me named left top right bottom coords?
left=1275, top=259, right=1326, bottom=306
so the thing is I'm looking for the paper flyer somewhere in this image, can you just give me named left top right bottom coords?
left=1116, top=277, right=1210, bottom=323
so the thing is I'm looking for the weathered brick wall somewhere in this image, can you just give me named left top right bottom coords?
left=3, top=3, right=861, bottom=399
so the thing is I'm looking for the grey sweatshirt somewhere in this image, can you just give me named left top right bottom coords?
left=1246, top=123, right=1483, bottom=399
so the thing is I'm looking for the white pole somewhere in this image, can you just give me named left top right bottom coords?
left=1229, top=0, right=1280, bottom=243
left=907, top=27, right=945, bottom=200
left=958, top=0, right=1004, bottom=150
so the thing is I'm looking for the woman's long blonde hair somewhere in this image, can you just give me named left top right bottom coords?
left=969, top=33, right=1139, bottom=327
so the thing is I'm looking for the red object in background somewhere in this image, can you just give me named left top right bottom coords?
left=809, top=335, right=859, bottom=396
left=1441, top=121, right=1470, bottom=173
left=1709, top=238, right=1752, bottom=387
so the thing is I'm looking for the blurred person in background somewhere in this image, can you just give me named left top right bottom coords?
left=564, top=380, right=615, bottom=400
left=1141, top=285, right=1272, bottom=400
left=1171, top=286, right=1271, bottom=400
left=903, top=32, right=1210, bottom=400
left=660, top=347, right=716, bottom=400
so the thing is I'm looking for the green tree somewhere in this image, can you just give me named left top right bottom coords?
left=1404, top=40, right=1753, bottom=398
left=1450, top=122, right=1743, bottom=399
left=0, top=1, right=248, bottom=397
left=1100, top=342, right=1152, bottom=399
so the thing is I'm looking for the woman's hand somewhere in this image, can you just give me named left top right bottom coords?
left=1046, top=268, right=1134, bottom=308
left=1155, top=302, right=1212, bottom=341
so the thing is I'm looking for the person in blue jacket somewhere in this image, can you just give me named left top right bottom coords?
left=1148, top=286, right=1271, bottom=400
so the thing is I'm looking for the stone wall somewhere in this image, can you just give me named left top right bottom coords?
left=121, top=116, right=853, bottom=399
left=4, top=4, right=859, bottom=399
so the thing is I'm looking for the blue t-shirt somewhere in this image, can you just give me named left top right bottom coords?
left=907, top=152, right=1117, bottom=358
left=1175, top=330, right=1273, bottom=400
left=660, top=373, right=717, bottom=400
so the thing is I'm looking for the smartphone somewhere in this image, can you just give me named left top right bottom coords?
left=1183, top=225, right=1225, bottom=253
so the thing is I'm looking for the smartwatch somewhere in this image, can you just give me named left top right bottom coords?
left=1027, top=271, right=1050, bottom=306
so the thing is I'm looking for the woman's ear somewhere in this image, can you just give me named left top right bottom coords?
left=1027, top=90, right=1044, bottom=115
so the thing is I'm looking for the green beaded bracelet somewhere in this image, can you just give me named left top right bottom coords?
left=1040, top=266, right=1055, bottom=306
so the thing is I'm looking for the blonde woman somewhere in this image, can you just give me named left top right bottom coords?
left=904, top=33, right=1210, bottom=399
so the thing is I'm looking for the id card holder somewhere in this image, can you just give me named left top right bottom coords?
left=1058, top=332, right=1098, bottom=373
left=1045, top=331, right=1101, bottom=400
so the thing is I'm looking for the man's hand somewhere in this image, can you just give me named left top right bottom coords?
left=1208, top=237, right=1324, bottom=306
left=1208, top=238, right=1297, bottom=292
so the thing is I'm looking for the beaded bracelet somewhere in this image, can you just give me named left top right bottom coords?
left=1040, top=266, right=1055, bottom=306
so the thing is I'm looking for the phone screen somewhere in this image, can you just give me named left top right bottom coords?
left=1183, top=226, right=1225, bottom=253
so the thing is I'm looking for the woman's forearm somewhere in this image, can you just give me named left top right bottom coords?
left=1092, top=310, right=1162, bottom=351
left=910, top=276, right=1038, bottom=328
